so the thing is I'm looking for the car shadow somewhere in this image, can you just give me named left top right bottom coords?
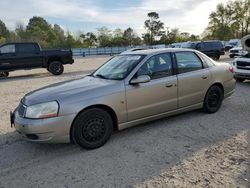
left=0, top=69, right=95, bottom=83
left=0, top=103, right=249, bottom=187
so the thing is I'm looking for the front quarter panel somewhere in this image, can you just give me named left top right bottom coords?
left=57, top=81, right=127, bottom=125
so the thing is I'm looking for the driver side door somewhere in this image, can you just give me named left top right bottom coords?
left=125, top=53, right=178, bottom=121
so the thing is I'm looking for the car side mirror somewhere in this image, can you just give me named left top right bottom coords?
left=130, top=75, right=151, bottom=85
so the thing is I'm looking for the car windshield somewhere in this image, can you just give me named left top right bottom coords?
left=93, top=55, right=145, bottom=80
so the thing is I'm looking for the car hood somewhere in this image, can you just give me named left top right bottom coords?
left=22, top=76, right=119, bottom=106
left=230, top=47, right=242, bottom=51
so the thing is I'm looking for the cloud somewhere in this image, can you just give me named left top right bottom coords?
left=0, top=0, right=230, bottom=35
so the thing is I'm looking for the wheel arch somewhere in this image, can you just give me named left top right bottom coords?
left=206, top=82, right=224, bottom=98
left=69, top=104, right=119, bottom=143
left=46, top=56, right=62, bottom=67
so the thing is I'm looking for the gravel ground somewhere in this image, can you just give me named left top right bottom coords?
left=0, top=54, right=249, bottom=188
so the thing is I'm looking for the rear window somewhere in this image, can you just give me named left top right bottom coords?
left=197, top=52, right=215, bottom=67
left=204, top=42, right=223, bottom=49
left=175, top=52, right=203, bottom=74
left=17, top=44, right=37, bottom=53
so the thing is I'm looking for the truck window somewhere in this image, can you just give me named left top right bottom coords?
left=17, top=44, right=37, bottom=54
left=0, top=44, right=15, bottom=54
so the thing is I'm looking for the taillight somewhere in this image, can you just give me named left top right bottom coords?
left=229, top=66, right=234, bottom=73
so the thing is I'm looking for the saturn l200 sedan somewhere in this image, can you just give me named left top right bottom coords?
left=11, top=49, right=236, bottom=149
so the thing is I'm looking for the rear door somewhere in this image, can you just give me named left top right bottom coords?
left=125, top=53, right=178, bottom=121
left=175, top=51, right=211, bottom=108
left=15, top=43, right=43, bottom=68
left=0, top=44, right=17, bottom=71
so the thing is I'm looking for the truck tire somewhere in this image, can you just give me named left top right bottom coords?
left=215, top=54, right=220, bottom=60
left=229, top=54, right=235, bottom=58
left=48, top=61, right=64, bottom=75
left=0, top=72, right=9, bottom=78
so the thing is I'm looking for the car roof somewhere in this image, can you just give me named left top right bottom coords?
left=120, top=48, right=197, bottom=55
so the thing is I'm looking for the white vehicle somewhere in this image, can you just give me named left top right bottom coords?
left=229, top=46, right=248, bottom=58
left=233, top=35, right=250, bottom=82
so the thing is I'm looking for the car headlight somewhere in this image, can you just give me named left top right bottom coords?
left=25, top=101, right=59, bottom=119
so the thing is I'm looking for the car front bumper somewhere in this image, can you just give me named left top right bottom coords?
left=11, top=110, right=76, bottom=143
left=234, top=72, right=250, bottom=79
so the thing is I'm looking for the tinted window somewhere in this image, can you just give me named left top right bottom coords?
left=18, top=44, right=37, bottom=53
left=0, top=44, right=15, bottom=54
left=175, top=52, right=203, bottom=73
left=203, top=41, right=223, bottom=49
left=137, top=53, right=172, bottom=79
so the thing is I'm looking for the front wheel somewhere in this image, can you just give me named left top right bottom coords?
left=72, top=108, right=113, bottom=149
left=0, top=72, right=9, bottom=77
left=48, top=61, right=64, bottom=75
left=215, top=54, right=220, bottom=60
left=203, top=85, right=223, bottom=114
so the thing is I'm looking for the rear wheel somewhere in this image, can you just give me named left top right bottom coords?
left=229, top=54, right=235, bottom=58
left=48, top=61, right=64, bottom=75
left=236, top=78, right=245, bottom=82
left=203, top=85, right=223, bottom=113
left=215, top=54, right=220, bottom=60
left=0, top=72, right=9, bottom=77
left=72, top=108, right=113, bottom=149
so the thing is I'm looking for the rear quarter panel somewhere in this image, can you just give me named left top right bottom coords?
left=209, top=63, right=236, bottom=98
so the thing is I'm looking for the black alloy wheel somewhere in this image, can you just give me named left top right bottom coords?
left=48, top=61, right=64, bottom=75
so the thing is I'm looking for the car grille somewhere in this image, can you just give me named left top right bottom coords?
left=237, top=61, right=250, bottom=70
left=237, top=61, right=250, bottom=66
left=17, top=103, right=26, bottom=117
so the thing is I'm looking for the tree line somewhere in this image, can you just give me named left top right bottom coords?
left=0, top=0, right=249, bottom=48
left=204, top=0, right=250, bottom=40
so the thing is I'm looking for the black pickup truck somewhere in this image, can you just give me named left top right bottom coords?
left=0, top=42, right=74, bottom=77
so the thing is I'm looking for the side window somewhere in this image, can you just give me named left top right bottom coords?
left=0, top=44, right=15, bottom=54
left=198, top=52, right=215, bottom=67
left=196, top=43, right=202, bottom=50
left=17, top=44, right=36, bottom=54
left=137, top=53, right=172, bottom=79
left=175, top=52, right=203, bottom=74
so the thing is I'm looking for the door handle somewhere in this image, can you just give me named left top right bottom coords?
left=166, top=83, right=173, bottom=88
left=201, top=75, right=208, bottom=79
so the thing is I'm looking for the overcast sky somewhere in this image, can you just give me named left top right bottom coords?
left=0, top=0, right=230, bottom=36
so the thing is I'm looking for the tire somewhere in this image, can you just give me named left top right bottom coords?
left=236, top=78, right=245, bottom=82
left=48, top=61, right=64, bottom=75
left=72, top=108, right=113, bottom=149
left=203, top=85, right=223, bottom=114
left=215, top=54, right=220, bottom=60
left=0, top=72, right=9, bottom=77
left=229, top=54, right=235, bottom=58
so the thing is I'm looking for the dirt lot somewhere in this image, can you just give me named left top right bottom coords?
left=0, top=54, right=249, bottom=188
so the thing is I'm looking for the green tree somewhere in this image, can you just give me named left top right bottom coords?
left=144, top=12, right=165, bottom=45
left=15, top=23, right=28, bottom=41
left=204, top=0, right=250, bottom=40
left=96, top=27, right=112, bottom=47
left=84, top=32, right=97, bottom=47
left=123, top=27, right=141, bottom=46
left=0, top=20, right=10, bottom=42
